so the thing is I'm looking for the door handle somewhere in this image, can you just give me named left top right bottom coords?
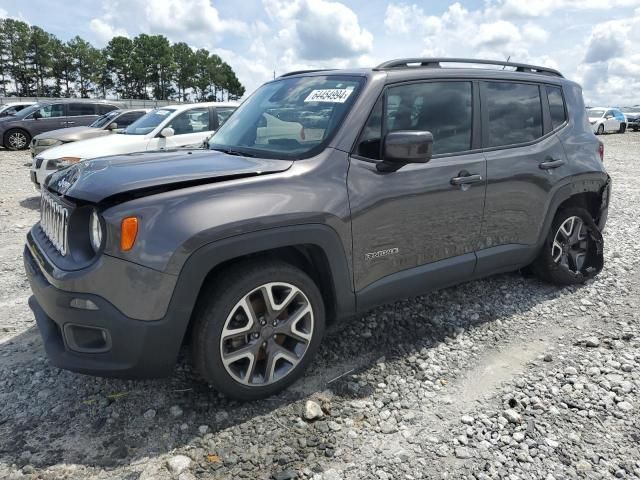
left=539, top=158, right=565, bottom=169
left=450, top=174, right=483, bottom=186
left=66, top=121, right=75, bottom=125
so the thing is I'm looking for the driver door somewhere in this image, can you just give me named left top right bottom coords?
left=148, top=107, right=214, bottom=150
left=605, top=110, right=618, bottom=132
left=348, top=80, right=486, bottom=301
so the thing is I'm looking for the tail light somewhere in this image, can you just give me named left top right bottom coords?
left=598, top=143, right=604, bottom=162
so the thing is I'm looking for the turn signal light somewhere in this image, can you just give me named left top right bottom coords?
left=120, top=217, right=139, bottom=251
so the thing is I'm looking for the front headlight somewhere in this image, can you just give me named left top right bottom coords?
left=89, top=210, right=103, bottom=252
left=37, top=138, right=61, bottom=147
left=50, top=157, right=82, bottom=170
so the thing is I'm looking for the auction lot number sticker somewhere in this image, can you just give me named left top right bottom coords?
left=305, top=88, right=354, bottom=103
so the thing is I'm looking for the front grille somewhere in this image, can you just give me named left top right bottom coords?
left=35, top=156, right=44, bottom=168
left=40, top=191, right=69, bottom=256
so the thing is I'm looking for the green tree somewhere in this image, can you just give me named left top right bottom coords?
left=104, top=36, right=135, bottom=98
left=28, top=26, right=55, bottom=96
left=3, top=19, right=33, bottom=95
left=68, top=36, right=101, bottom=97
left=50, top=39, right=76, bottom=97
left=172, top=42, right=195, bottom=101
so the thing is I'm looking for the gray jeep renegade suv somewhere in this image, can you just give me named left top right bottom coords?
left=24, top=58, right=611, bottom=400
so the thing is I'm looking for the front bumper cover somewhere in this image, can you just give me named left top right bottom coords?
left=24, top=240, right=185, bottom=378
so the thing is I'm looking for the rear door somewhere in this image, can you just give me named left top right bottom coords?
left=66, top=103, right=98, bottom=127
left=348, top=80, right=486, bottom=295
left=477, top=80, right=569, bottom=274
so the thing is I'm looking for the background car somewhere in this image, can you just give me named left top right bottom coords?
left=621, top=107, right=640, bottom=131
left=0, top=99, right=122, bottom=150
left=30, top=108, right=149, bottom=157
left=30, top=102, right=237, bottom=188
left=0, top=101, right=35, bottom=118
left=587, top=107, right=627, bottom=134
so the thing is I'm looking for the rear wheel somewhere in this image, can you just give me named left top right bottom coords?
left=618, top=123, right=626, bottom=134
left=4, top=129, right=30, bottom=150
left=191, top=260, right=325, bottom=400
left=532, top=207, right=602, bottom=285
left=596, top=124, right=604, bottom=135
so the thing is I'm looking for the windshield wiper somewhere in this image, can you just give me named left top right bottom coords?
left=210, top=147, right=255, bottom=157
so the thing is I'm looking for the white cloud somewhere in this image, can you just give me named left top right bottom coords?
left=263, top=0, right=373, bottom=61
left=89, top=18, right=128, bottom=43
left=0, top=7, right=7, bottom=18
left=584, top=22, right=628, bottom=63
left=88, top=0, right=247, bottom=47
left=491, top=0, right=640, bottom=18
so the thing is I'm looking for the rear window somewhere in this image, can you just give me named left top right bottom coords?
left=546, top=86, right=567, bottom=129
left=485, top=82, right=543, bottom=147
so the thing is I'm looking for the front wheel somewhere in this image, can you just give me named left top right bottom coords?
left=4, top=129, right=30, bottom=150
left=596, top=124, right=604, bottom=135
left=191, top=260, right=325, bottom=400
left=532, top=207, right=603, bottom=285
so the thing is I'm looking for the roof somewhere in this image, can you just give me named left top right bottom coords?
left=166, top=101, right=238, bottom=111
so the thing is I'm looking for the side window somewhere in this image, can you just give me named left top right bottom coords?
left=216, top=108, right=235, bottom=127
left=387, top=81, right=472, bottom=155
left=546, top=86, right=566, bottom=129
left=97, top=104, right=118, bottom=115
left=36, top=104, right=65, bottom=118
left=116, top=112, right=143, bottom=127
left=68, top=103, right=96, bottom=116
left=486, top=82, right=542, bottom=147
left=167, top=108, right=210, bottom=135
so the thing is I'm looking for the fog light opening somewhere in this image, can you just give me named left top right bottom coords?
left=70, top=298, right=99, bottom=311
left=63, top=324, right=112, bottom=353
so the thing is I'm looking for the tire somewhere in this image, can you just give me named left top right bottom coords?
left=596, top=124, right=604, bottom=135
left=4, top=129, right=30, bottom=150
left=618, top=123, right=626, bottom=134
left=532, top=207, right=602, bottom=285
left=191, top=260, right=325, bottom=400
left=633, top=127, right=639, bottom=132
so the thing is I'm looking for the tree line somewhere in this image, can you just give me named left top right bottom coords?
left=0, top=18, right=245, bottom=101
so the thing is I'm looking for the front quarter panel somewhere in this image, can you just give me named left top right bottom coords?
left=100, top=148, right=353, bottom=277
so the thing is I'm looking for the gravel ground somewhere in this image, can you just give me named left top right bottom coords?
left=0, top=134, right=639, bottom=480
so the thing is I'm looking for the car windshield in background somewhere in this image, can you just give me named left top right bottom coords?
left=90, top=110, right=120, bottom=128
left=587, top=109, right=605, bottom=117
left=209, top=75, right=365, bottom=160
left=124, top=108, right=174, bottom=135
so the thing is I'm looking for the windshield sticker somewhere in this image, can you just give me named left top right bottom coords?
left=304, top=88, right=353, bottom=103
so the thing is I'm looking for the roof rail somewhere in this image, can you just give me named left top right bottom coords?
left=375, top=58, right=563, bottom=78
left=278, top=69, right=335, bottom=78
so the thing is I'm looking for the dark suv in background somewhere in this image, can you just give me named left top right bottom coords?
left=0, top=99, right=122, bottom=150
left=24, top=58, right=610, bottom=400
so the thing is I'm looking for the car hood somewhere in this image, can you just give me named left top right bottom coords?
left=34, top=126, right=106, bottom=141
left=37, top=133, right=149, bottom=160
left=46, top=149, right=294, bottom=204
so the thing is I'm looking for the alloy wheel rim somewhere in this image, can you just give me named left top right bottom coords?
left=219, top=282, right=314, bottom=386
left=552, top=216, right=590, bottom=273
left=9, top=132, right=26, bottom=149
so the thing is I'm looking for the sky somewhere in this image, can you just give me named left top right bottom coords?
left=1, top=0, right=640, bottom=106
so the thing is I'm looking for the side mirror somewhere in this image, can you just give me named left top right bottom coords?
left=160, top=127, right=175, bottom=138
left=605, top=114, right=613, bottom=119
left=32, top=110, right=42, bottom=120
left=377, top=130, right=433, bottom=172
left=107, top=122, right=118, bottom=130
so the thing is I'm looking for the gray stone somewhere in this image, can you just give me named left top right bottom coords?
left=503, top=409, right=522, bottom=424
left=167, top=455, right=191, bottom=476
left=303, top=400, right=324, bottom=421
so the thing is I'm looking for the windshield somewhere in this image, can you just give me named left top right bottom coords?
left=209, top=75, right=365, bottom=159
left=90, top=110, right=120, bottom=128
left=587, top=109, right=605, bottom=118
left=124, top=108, right=175, bottom=135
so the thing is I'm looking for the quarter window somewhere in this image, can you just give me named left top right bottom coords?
left=486, top=82, right=543, bottom=147
left=355, top=81, right=473, bottom=159
left=68, top=103, right=96, bottom=116
left=215, top=108, right=235, bottom=127
left=546, top=86, right=566, bottom=129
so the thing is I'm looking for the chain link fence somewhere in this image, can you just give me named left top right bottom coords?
left=0, top=97, right=181, bottom=109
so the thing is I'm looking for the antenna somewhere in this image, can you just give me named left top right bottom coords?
left=503, top=56, right=511, bottom=69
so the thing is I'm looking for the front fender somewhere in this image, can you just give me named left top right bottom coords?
left=163, top=224, right=356, bottom=337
